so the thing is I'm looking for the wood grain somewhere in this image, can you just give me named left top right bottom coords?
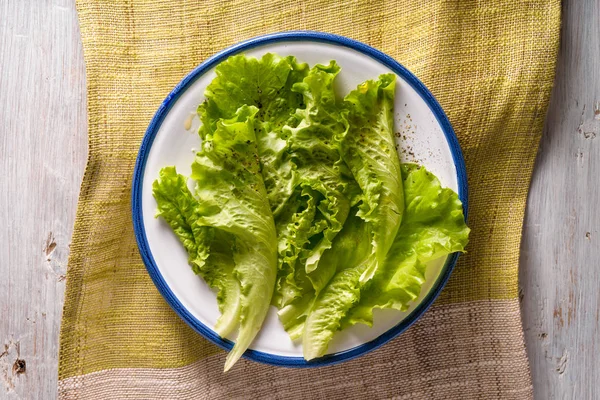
left=520, top=1, right=600, bottom=399
left=0, top=0, right=87, bottom=398
left=0, top=0, right=597, bottom=399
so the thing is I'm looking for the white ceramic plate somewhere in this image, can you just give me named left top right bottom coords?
left=132, top=31, right=468, bottom=367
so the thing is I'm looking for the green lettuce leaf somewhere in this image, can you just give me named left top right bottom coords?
left=301, top=164, right=469, bottom=359
left=341, top=164, right=470, bottom=327
left=275, top=62, right=357, bottom=302
left=154, top=105, right=278, bottom=371
left=152, top=168, right=241, bottom=337
left=190, top=106, right=278, bottom=371
left=197, top=53, right=309, bottom=214
left=277, top=207, right=373, bottom=342
left=196, top=56, right=359, bottom=317
left=341, top=74, right=404, bottom=283
left=299, top=74, right=406, bottom=359
left=301, top=209, right=373, bottom=359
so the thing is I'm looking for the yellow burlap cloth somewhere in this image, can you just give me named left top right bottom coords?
left=59, top=1, right=560, bottom=398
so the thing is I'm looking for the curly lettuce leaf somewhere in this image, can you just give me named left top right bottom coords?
left=153, top=168, right=241, bottom=337
left=154, top=105, right=278, bottom=371
left=341, top=164, right=470, bottom=328
left=197, top=56, right=359, bottom=317
left=276, top=70, right=405, bottom=348
left=271, top=186, right=319, bottom=307
left=190, top=105, right=278, bottom=371
left=195, top=55, right=343, bottom=313
left=341, top=74, right=404, bottom=283
left=277, top=207, right=373, bottom=342
left=301, top=164, right=469, bottom=359
left=197, top=53, right=309, bottom=213
left=300, top=209, right=374, bottom=359
left=274, top=62, right=361, bottom=309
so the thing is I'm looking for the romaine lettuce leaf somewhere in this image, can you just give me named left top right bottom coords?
left=197, top=53, right=309, bottom=214
left=275, top=62, right=358, bottom=304
left=277, top=207, right=373, bottom=343
left=195, top=55, right=347, bottom=312
left=299, top=74, right=407, bottom=359
left=152, top=168, right=241, bottom=337
left=190, top=106, right=278, bottom=371
left=154, top=105, right=278, bottom=371
left=301, top=209, right=373, bottom=359
left=301, top=164, right=469, bottom=359
left=341, top=74, right=404, bottom=283
left=341, top=164, right=470, bottom=327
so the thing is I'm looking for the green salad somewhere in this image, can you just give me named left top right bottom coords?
left=153, top=53, right=470, bottom=371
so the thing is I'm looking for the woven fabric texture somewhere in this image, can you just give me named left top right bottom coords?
left=59, top=1, right=560, bottom=398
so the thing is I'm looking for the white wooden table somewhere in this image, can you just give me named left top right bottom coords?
left=0, top=1, right=597, bottom=399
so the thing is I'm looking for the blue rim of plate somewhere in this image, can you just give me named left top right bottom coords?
left=132, top=31, right=468, bottom=368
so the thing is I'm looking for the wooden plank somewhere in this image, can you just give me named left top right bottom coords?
left=0, top=0, right=87, bottom=398
left=520, top=0, right=600, bottom=399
